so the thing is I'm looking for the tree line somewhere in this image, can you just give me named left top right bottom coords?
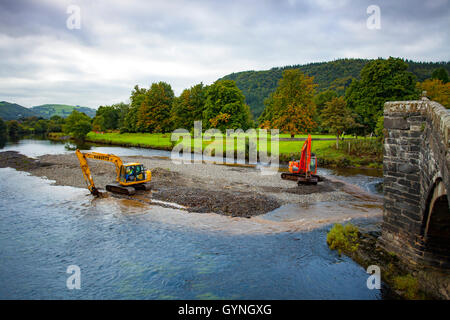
left=221, top=58, right=449, bottom=119
left=258, top=57, right=448, bottom=144
left=69, top=57, right=450, bottom=143
left=0, top=115, right=65, bottom=139
left=92, top=80, right=254, bottom=134
left=1, top=57, right=447, bottom=146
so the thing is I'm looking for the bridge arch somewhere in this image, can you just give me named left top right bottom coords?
left=421, top=178, right=450, bottom=261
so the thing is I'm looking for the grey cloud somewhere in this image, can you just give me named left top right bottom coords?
left=0, top=0, right=448, bottom=109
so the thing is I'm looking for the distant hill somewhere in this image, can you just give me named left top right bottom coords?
left=220, top=58, right=450, bottom=119
left=31, top=104, right=96, bottom=118
left=0, top=101, right=39, bottom=120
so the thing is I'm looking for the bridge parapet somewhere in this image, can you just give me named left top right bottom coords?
left=380, top=97, right=450, bottom=270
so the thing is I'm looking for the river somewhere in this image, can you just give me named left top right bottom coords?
left=0, top=138, right=388, bottom=299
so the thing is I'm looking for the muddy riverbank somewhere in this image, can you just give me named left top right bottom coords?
left=0, top=151, right=378, bottom=219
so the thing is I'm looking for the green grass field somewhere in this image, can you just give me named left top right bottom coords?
left=86, top=132, right=173, bottom=148
left=86, top=131, right=337, bottom=151
left=83, top=132, right=381, bottom=168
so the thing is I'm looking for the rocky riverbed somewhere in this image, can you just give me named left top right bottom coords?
left=0, top=150, right=368, bottom=218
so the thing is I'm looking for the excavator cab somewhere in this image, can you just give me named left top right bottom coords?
left=120, top=163, right=150, bottom=183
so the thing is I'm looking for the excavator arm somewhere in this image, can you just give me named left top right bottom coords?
left=75, top=149, right=151, bottom=196
left=76, top=149, right=124, bottom=196
left=75, top=149, right=103, bottom=196
left=78, top=150, right=124, bottom=178
left=298, top=134, right=312, bottom=174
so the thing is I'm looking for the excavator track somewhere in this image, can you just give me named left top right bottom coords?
left=281, top=172, right=322, bottom=185
left=132, top=183, right=151, bottom=191
left=106, top=183, right=136, bottom=195
left=281, top=172, right=300, bottom=181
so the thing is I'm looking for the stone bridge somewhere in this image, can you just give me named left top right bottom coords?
left=380, top=97, right=450, bottom=271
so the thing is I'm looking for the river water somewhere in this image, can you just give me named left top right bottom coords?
left=0, top=139, right=388, bottom=299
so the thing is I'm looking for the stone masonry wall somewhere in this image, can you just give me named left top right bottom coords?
left=380, top=97, right=450, bottom=270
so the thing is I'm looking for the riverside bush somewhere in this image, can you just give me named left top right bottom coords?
left=393, top=274, right=424, bottom=300
left=326, top=223, right=360, bottom=256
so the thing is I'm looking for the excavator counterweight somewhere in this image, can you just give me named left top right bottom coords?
left=75, top=149, right=151, bottom=196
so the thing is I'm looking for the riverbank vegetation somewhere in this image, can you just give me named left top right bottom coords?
left=1, top=115, right=65, bottom=138
left=326, top=223, right=429, bottom=300
left=393, top=274, right=424, bottom=300
left=326, top=223, right=360, bottom=256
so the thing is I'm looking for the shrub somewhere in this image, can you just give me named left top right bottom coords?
left=326, top=223, right=360, bottom=256
left=393, top=274, right=424, bottom=300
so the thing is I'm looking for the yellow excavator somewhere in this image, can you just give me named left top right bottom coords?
left=75, top=149, right=151, bottom=197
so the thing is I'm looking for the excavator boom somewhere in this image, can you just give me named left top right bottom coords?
left=75, top=149, right=101, bottom=196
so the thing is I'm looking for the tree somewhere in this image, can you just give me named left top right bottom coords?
left=171, top=83, right=207, bottom=130
left=321, top=97, right=356, bottom=148
left=92, top=115, right=105, bottom=132
left=375, top=115, right=384, bottom=142
left=92, top=103, right=128, bottom=132
left=137, top=82, right=174, bottom=133
left=313, top=89, right=338, bottom=132
left=314, top=90, right=338, bottom=114
left=345, top=57, right=419, bottom=133
left=123, top=85, right=147, bottom=133
left=115, top=102, right=129, bottom=131
left=50, top=115, right=65, bottom=123
left=431, top=67, right=449, bottom=84
left=0, top=117, right=7, bottom=141
left=46, top=115, right=65, bottom=133
left=203, top=80, right=252, bottom=132
left=34, top=119, right=48, bottom=133
left=417, top=79, right=450, bottom=109
left=93, top=105, right=119, bottom=131
left=7, top=120, right=20, bottom=138
left=273, top=103, right=316, bottom=137
left=64, top=110, right=92, bottom=141
left=328, top=76, right=354, bottom=96
left=259, top=69, right=317, bottom=137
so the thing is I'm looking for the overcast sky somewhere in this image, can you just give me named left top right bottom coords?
left=0, top=0, right=449, bottom=109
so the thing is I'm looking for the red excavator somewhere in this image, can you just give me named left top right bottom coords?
left=281, top=134, right=322, bottom=185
